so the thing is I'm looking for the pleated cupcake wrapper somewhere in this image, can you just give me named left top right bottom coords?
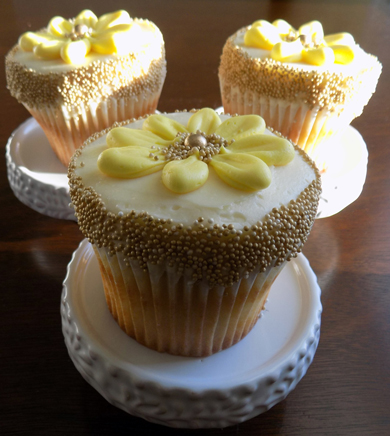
left=220, top=80, right=371, bottom=171
left=93, top=245, right=287, bottom=357
left=25, top=89, right=162, bottom=167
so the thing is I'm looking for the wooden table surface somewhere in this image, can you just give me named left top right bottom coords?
left=1, top=1, right=389, bottom=435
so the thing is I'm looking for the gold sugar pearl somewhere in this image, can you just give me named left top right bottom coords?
left=73, top=24, right=90, bottom=38
left=163, top=130, right=229, bottom=162
left=184, top=133, right=207, bottom=148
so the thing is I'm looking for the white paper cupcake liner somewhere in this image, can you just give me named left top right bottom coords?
left=25, top=89, right=163, bottom=166
left=220, top=78, right=375, bottom=171
left=93, top=245, right=288, bottom=357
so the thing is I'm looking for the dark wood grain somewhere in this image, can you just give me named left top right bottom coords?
left=1, top=1, right=389, bottom=435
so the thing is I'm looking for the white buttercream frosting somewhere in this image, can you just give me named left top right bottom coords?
left=74, top=112, right=317, bottom=228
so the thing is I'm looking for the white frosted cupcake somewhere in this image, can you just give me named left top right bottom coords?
left=6, top=9, right=166, bottom=166
left=219, top=19, right=382, bottom=170
left=68, top=108, right=321, bottom=357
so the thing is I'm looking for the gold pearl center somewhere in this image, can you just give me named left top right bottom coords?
left=70, top=24, right=90, bottom=40
left=184, top=133, right=208, bottom=149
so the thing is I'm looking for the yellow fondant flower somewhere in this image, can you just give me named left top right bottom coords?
left=244, top=19, right=356, bottom=66
left=97, top=108, right=295, bottom=194
left=18, top=10, right=142, bottom=64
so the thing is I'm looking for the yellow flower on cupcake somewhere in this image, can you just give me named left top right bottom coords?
left=18, top=9, right=143, bottom=64
left=244, top=19, right=356, bottom=66
left=97, top=108, right=295, bottom=194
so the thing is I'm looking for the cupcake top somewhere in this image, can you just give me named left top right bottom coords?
left=71, top=108, right=317, bottom=226
left=6, top=9, right=166, bottom=110
left=12, top=9, right=161, bottom=70
left=69, top=109, right=321, bottom=286
left=219, top=19, right=381, bottom=111
left=241, top=19, right=362, bottom=70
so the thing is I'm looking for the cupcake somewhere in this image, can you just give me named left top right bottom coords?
left=68, top=108, right=321, bottom=357
left=219, top=19, right=382, bottom=170
left=6, top=9, right=166, bottom=166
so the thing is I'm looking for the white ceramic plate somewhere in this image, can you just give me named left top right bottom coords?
left=6, top=116, right=366, bottom=220
left=316, top=126, right=368, bottom=218
left=61, top=239, right=322, bottom=428
left=5, top=118, right=75, bottom=220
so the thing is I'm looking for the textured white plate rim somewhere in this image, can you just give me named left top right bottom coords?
left=62, top=239, right=322, bottom=393
left=6, top=118, right=67, bottom=188
left=5, top=118, right=75, bottom=220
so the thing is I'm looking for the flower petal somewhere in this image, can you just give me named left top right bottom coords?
left=95, top=10, right=131, bottom=32
left=19, top=32, right=60, bottom=52
left=142, top=114, right=188, bottom=140
left=90, top=23, right=139, bottom=55
left=303, top=46, right=335, bottom=66
left=228, top=135, right=295, bottom=166
left=75, top=10, right=98, bottom=28
left=107, top=127, right=171, bottom=148
left=93, top=23, right=133, bottom=35
left=331, top=45, right=355, bottom=65
left=215, top=115, right=266, bottom=141
left=162, top=155, right=209, bottom=194
left=299, top=21, right=324, bottom=40
left=271, top=40, right=303, bottom=63
left=60, top=38, right=91, bottom=64
left=210, top=152, right=271, bottom=191
left=272, top=19, right=294, bottom=36
left=33, top=40, right=64, bottom=60
left=89, top=34, right=116, bottom=55
left=187, top=108, right=221, bottom=134
left=324, top=33, right=355, bottom=47
left=48, top=16, right=73, bottom=36
left=244, top=21, right=281, bottom=50
left=97, top=146, right=165, bottom=178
